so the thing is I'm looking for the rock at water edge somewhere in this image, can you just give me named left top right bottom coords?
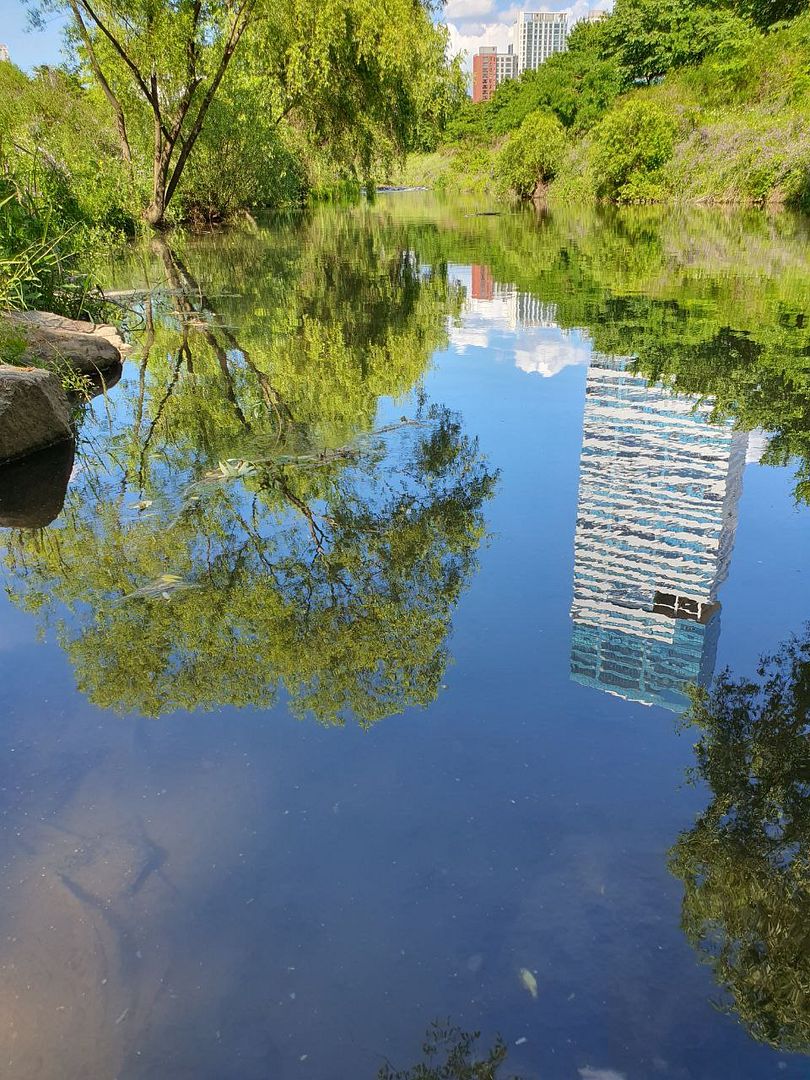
left=0, top=366, right=73, bottom=464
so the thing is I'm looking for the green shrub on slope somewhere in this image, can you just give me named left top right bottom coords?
left=592, top=100, right=680, bottom=202
left=496, top=112, right=566, bottom=197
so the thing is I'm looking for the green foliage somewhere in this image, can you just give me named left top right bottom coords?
left=736, top=0, right=810, bottom=28
left=0, top=185, right=107, bottom=318
left=0, top=61, right=131, bottom=315
left=603, top=0, right=756, bottom=86
left=22, top=0, right=461, bottom=226
left=496, top=111, right=566, bottom=198
left=0, top=62, right=135, bottom=232
left=427, top=0, right=810, bottom=209
left=447, top=46, right=621, bottom=142
left=177, top=78, right=309, bottom=221
left=670, top=630, right=810, bottom=1050
left=378, top=1022, right=513, bottom=1080
left=592, top=99, right=679, bottom=202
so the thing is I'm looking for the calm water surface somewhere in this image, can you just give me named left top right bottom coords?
left=0, top=194, right=808, bottom=1079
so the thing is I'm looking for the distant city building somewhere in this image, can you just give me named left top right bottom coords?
left=472, top=46, right=497, bottom=104
left=0, top=45, right=10, bottom=64
left=472, top=45, right=516, bottom=103
left=472, top=11, right=568, bottom=101
left=569, top=356, right=748, bottom=712
left=514, top=12, right=568, bottom=73
left=496, top=47, right=519, bottom=83
left=582, top=9, right=608, bottom=21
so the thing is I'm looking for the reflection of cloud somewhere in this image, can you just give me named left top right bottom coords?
left=745, top=428, right=771, bottom=464
left=448, top=264, right=592, bottom=373
left=579, top=1069, right=627, bottom=1080
left=515, top=339, right=591, bottom=378
left=450, top=326, right=492, bottom=350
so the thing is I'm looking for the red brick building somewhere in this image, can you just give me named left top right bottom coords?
left=472, top=47, right=498, bottom=103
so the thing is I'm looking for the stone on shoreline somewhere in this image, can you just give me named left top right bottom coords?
left=3, top=310, right=131, bottom=374
left=0, top=366, right=73, bottom=465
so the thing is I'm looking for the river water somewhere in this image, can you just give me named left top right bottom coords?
left=0, top=194, right=808, bottom=1079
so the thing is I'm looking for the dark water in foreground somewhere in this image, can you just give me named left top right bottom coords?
left=1, top=194, right=809, bottom=1079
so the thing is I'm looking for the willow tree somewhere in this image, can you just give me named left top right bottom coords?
left=30, top=0, right=457, bottom=226
left=670, top=631, right=810, bottom=1050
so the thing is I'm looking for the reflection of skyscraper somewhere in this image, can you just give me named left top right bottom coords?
left=570, top=357, right=748, bottom=712
left=510, top=292, right=557, bottom=330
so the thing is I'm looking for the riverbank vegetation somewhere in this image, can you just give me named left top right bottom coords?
left=0, top=0, right=463, bottom=312
left=398, top=0, right=810, bottom=208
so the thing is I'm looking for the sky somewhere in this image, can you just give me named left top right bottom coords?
left=0, top=1, right=68, bottom=70
left=0, top=0, right=612, bottom=73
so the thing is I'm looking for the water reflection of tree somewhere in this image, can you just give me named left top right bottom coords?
left=670, top=630, right=810, bottom=1051
left=378, top=1022, right=515, bottom=1080
left=3, top=229, right=496, bottom=724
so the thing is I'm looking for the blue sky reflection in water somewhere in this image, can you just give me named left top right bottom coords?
left=0, top=194, right=808, bottom=1079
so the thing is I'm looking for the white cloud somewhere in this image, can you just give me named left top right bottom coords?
left=447, top=20, right=514, bottom=67
left=449, top=325, right=492, bottom=351
left=444, top=0, right=496, bottom=21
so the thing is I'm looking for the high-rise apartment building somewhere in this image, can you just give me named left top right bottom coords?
left=514, top=12, right=568, bottom=73
left=473, top=45, right=516, bottom=103
left=569, top=357, right=748, bottom=712
left=496, top=48, right=518, bottom=83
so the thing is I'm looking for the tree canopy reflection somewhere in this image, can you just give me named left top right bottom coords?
left=670, top=630, right=810, bottom=1051
left=3, top=218, right=496, bottom=724
left=378, top=1022, right=513, bottom=1080
left=380, top=201, right=810, bottom=503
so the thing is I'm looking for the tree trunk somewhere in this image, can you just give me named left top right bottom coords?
left=143, top=200, right=167, bottom=228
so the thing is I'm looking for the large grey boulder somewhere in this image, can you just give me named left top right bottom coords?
left=3, top=310, right=131, bottom=374
left=0, top=366, right=73, bottom=464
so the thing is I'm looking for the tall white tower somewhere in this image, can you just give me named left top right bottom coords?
left=513, top=12, right=568, bottom=73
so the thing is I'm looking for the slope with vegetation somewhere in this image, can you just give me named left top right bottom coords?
left=397, top=0, right=810, bottom=209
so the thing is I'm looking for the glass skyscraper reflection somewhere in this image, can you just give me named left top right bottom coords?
left=570, top=356, right=748, bottom=712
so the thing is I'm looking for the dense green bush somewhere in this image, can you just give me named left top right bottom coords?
left=603, top=0, right=758, bottom=86
left=0, top=62, right=137, bottom=234
left=592, top=99, right=680, bottom=202
left=496, top=112, right=566, bottom=197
